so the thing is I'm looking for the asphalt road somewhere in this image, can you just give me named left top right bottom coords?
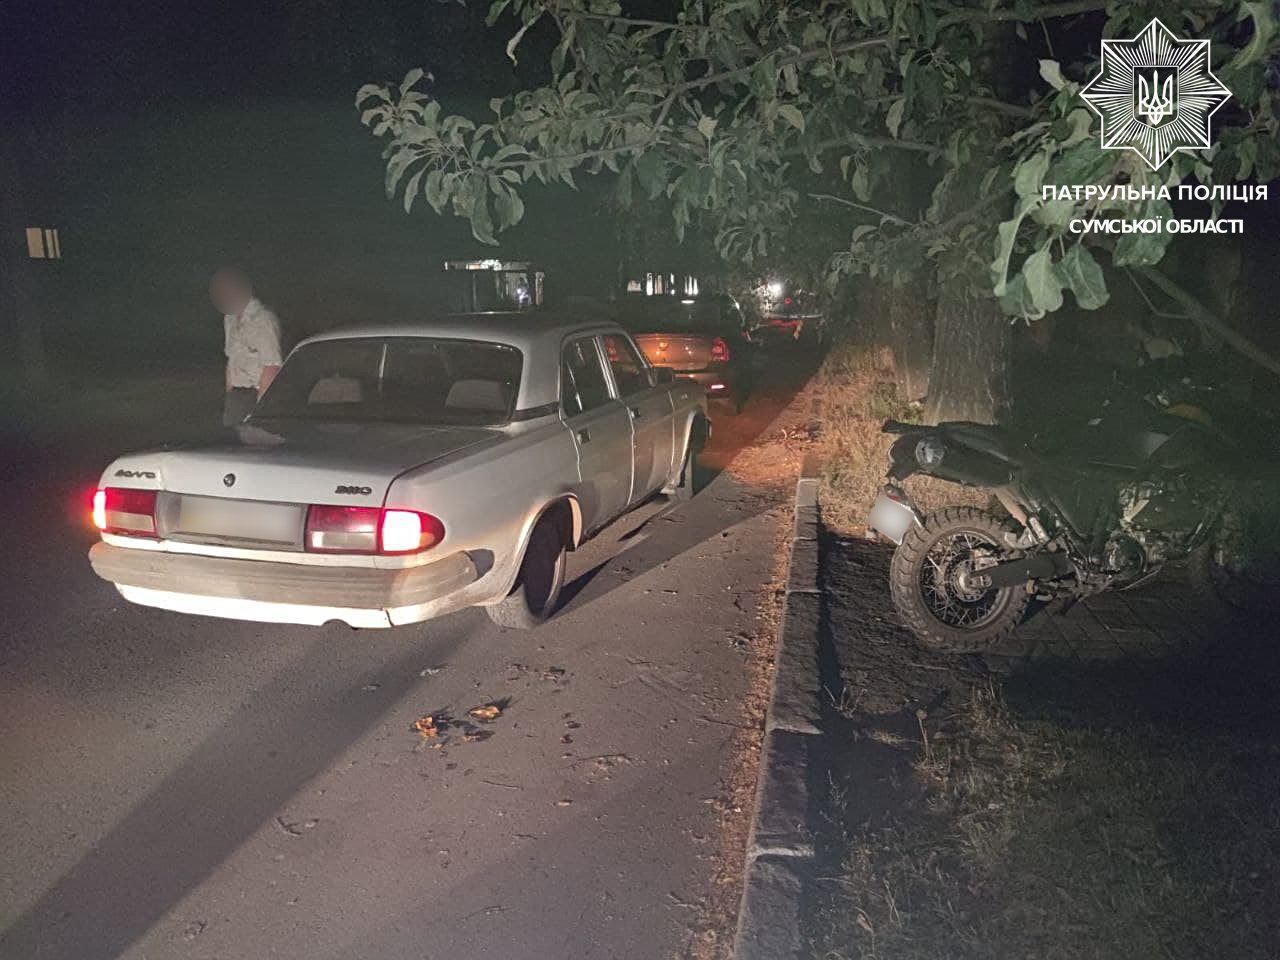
left=0, top=357, right=813, bottom=960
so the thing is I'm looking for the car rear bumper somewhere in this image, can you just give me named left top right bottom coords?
left=89, top=542, right=479, bottom=627
left=676, top=369, right=736, bottom=396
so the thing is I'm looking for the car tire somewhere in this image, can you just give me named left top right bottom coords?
left=670, top=419, right=707, bottom=501
left=486, top=512, right=568, bottom=629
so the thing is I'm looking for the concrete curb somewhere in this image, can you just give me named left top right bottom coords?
left=733, top=451, right=825, bottom=960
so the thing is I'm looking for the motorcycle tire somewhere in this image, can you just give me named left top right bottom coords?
left=890, top=506, right=1031, bottom=652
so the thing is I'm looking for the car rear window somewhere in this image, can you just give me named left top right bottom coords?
left=252, top=337, right=522, bottom=426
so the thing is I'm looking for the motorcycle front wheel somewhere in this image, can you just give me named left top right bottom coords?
left=890, top=507, right=1030, bottom=652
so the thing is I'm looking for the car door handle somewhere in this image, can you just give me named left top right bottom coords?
left=629, top=407, right=642, bottom=420
left=577, top=428, right=591, bottom=443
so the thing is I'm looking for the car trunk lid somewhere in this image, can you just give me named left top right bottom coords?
left=631, top=333, right=714, bottom=371
left=110, top=421, right=497, bottom=550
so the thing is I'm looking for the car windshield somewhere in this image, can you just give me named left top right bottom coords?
left=252, top=337, right=523, bottom=426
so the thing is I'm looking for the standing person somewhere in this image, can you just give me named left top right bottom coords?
left=210, top=266, right=283, bottom=427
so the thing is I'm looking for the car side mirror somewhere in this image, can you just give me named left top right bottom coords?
left=652, top=365, right=675, bottom=384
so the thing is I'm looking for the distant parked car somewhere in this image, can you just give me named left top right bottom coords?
left=617, top=294, right=751, bottom=412
left=751, top=289, right=824, bottom=344
left=88, top=314, right=708, bottom=631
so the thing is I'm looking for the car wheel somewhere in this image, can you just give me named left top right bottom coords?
left=486, top=512, right=568, bottom=629
left=670, top=419, right=707, bottom=501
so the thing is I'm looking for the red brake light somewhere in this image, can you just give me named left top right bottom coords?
left=710, top=336, right=730, bottom=362
left=305, top=505, right=444, bottom=555
left=94, top=487, right=158, bottom=538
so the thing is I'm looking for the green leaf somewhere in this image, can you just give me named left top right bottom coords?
left=1038, top=59, right=1066, bottom=91
left=885, top=99, right=905, bottom=139
left=697, top=115, right=718, bottom=140
left=385, top=151, right=416, bottom=198
left=778, top=104, right=805, bottom=132
left=851, top=165, right=870, bottom=202
left=1023, top=245, right=1063, bottom=314
left=1055, top=244, right=1109, bottom=310
left=492, top=182, right=525, bottom=229
left=505, top=14, right=541, bottom=66
left=355, top=83, right=388, bottom=107
left=424, top=169, right=447, bottom=213
left=998, top=273, right=1042, bottom=320
left=401, top=67, right=424, bottom=91
left=1048, top=141, right=1110, bottom=186
left=402, top=168, right=424, bottom=214
left=1226, top=2, right=1276, bottom=74
left=1032, top=198, right=1074, bottom=229
left=471, top=191, right=497, bottom=245
left=486, top=0, right=513, bottom=27
left=634, top=152, right=667, bottom=200
left=1013, top=151, right=1050, bottom=199
left=989, top=208, right=1027, bottom=296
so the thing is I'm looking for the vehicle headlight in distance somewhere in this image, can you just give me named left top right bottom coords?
left=915, top=437, right=945, bottom=470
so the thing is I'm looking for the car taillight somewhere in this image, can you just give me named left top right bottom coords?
left=305, top=505, right=444, bottom=555
left=379, top=509, right=445, bottom=554
left=93, top=487, right=158, bottom=537
left=710, top=337, right=730, bottom=362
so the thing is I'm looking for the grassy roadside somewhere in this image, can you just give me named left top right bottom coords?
left=812, top=342, right=985, bottom=534
left=806, top=642, right=1280, bottom=960
left=804, top=340, right=1280, bottom=960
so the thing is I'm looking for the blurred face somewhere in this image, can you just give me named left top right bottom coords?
left=210, top=273, right=251, bottom=315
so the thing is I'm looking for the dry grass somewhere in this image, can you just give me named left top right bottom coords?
left=808, top=680, right=1280, bottom=960
left=814, top=342, right=985, bottom=536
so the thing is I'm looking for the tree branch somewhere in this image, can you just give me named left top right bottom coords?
left=555, top=9, right=706, bottom=32
left=668, top=0, right=1111, bottom=98
left=809, top=193, right=912, bottom=226
left=1135, top=267, right=1280, bottom=381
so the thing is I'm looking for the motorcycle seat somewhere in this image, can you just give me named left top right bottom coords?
left=940, top=422, right=1026, bottom=463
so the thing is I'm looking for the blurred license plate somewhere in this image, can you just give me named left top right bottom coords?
left=869, top=490, right=918, bottom=544
left=177, top=496, right=301, bottom=544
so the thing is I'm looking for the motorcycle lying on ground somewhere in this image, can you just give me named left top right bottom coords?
left=868, top=398, right=1238, bottom=651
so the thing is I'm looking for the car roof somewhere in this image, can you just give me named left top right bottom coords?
left=293, top=312, right=625, bottom=414
left=299, top=312, right=619, bottom=354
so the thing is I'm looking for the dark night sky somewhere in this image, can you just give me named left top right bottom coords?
left=1, top=0, right=528, bottom=117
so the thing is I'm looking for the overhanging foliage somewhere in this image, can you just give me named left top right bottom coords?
left=359, top=0, right=1277, bottom=322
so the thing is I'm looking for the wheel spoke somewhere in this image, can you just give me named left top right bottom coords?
left=917, top=528, right=1006, bottom=630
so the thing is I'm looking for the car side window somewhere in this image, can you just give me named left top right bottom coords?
left=561, top=337, right=612, bottom=416
left=603, top=334, right=652, bottom=397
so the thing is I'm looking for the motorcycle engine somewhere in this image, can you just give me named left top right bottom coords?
left=1116, top=473, right=1219, bottom=567
left=1102, top=533, right=1146, bottom=578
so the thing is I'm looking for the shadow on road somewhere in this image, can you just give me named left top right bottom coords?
left=0, top=625, right=475, bottom=960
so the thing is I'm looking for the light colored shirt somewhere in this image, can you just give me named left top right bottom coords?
left=224, top=298, right=283, bottom=389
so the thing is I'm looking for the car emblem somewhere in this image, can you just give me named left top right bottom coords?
left=223, top=473, right=236, bottom=487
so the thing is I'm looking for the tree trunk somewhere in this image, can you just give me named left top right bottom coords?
left=858, top=280, right=933, bottom=401
left=887, top=286, right=933, bottom=403
left=923, top=281, right=1010, bottom=424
